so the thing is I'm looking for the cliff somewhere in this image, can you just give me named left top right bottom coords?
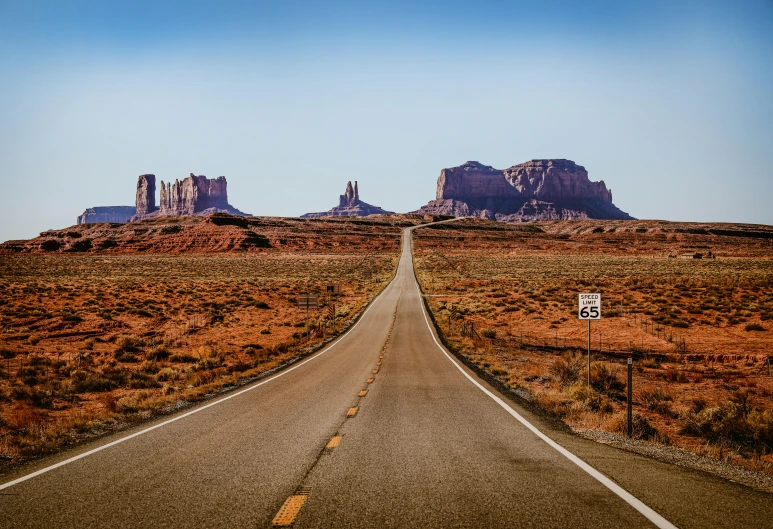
left=77, top=206, right=136, bottom=225
left=414, top=160, right=633, bottom=221
left=301, top=181, right=394, bottom=218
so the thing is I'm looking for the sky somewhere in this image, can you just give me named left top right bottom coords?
left=1, top=0, right=772, bottom=242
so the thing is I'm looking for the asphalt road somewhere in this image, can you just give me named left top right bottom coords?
left=1, top=224, right=771, bottom=528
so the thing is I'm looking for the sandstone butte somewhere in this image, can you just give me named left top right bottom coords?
left=301, top=181, right=394, bottom=218
left=412, top=159, right=634, bottom=221
left=76, top=173, right=249, bottom=225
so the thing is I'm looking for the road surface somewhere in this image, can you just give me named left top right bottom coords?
left=1, top=224, right=771, bottom=528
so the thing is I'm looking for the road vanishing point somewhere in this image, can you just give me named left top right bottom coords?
left=1, top=223, right=771, bottom=528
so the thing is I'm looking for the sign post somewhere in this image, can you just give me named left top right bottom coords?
left=627, top=356, right=633, bottom=437
left=297, top=294, right=318, bottom=341
left=578, top=293, right=601, bottom=387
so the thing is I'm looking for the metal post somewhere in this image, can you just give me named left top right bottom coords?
left=587, top=319, right=591, bottom=387
left=627, top=357, right=633, bottom=437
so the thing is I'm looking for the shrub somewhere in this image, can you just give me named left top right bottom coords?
left=745, top=323, right=765, bottom=332
left=157, top=367, right=179, bottom=381
left=591, top=363, right=624, bottom=394
left=549, top=353, right=584, bottom=387
left=641, top=387, right=675, bottom=416
left=482, top=328, right=497, bottom=339
left=114, top=352, right=139, bottom=363
left=570, top=383, right=612, bottom=413
left=170, top=353, right=197, bottom=363
left=72, top=373, right=116, bottom=393
left=115, top=334, right=143, bottom=354
left=147, top=344, right=170, bottom=360
left=128, top=371, right=159, bottom=389
left=611, top=413, right=658, bottom=440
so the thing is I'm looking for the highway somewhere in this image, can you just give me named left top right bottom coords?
left=1, top=224, right=771, bottom=528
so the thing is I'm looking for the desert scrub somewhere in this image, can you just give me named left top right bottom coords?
left=610, top=413, right=658, bottom=440
left=641, top=387, right=676, bottom=417
left=549, top=353, right=584, bottom=387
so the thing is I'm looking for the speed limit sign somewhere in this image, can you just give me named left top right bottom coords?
left=578, top=293, right=601, bottom=320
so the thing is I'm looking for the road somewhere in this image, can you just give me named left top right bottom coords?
left=1, top=223, right=771, bottom=528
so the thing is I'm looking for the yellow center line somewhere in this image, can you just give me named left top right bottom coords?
left=372, top=369, right=379, bottom=374
left=359, top=389, right=368, bottom=397
left=325, top=435, right=342, bottom=449
left=366, top=378, right=374, bottom=383
left=272, top=488, right=311, bottom=527
left=376, top=361, right=382, bottom=366
left=347, top=407, right=359, bottom=418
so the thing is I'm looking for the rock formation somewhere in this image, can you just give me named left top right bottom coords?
left=301, top=181, right=394, bottom=218
left=413, top=160, right=633, bottom=221
left=135, top=174, right=157, bottom=216
left=77, top=173, right=249, bottom=225
left=131, top=173, right=248, bottom=221
left=77, top=206, right=136, bottom=225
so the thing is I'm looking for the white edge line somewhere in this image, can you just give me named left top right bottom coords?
left=0, top=261, right=397, bottom=492
left=410, top=231, right=678, bottom=529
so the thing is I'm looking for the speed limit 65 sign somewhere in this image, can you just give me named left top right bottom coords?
left=578, top=293, right=601, bottom=320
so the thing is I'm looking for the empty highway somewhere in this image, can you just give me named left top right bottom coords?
left=1, top=223, right=771, bottom=528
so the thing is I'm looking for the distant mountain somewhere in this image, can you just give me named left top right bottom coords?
left=301, top=181, right=394, bottom=218
left=412, top=159, right=634, bottom=221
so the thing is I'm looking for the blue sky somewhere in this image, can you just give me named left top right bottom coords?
left=1, top=1, right=772, bottom=241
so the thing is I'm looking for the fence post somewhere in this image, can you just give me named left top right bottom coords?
left=627, top=357, right=633, bottom=437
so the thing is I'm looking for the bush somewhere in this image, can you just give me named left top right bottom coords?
left=571, top=383, right=612, bottom=413
left=71, top=372, right=116, bottom=393
left=611, top=413, right=658, bottom=440
left=679, top=396, right=772, bottom=450
left=114, top=352, right=139, bottom=363
left=591, top=363, right=624, bottom=394
left=147, top=344, right=170, bottom=360
left=641, top=387, right=675, bottom=416
left=482, top=328, right=497, bottom=339
left=115, top=334, right=143, bottom=354
left=549, top=353, right=584, bottom=387
left=745, top=323, right=765, bottom=332
left=170, top=353, right=197, bottom=363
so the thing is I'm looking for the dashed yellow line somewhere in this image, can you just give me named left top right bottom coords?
left=359, top=389, right=368, bottom=397
left=366, top=378, right=374, bottom=384
left=372, top=369, right=379, bottom=374
left=326, top=435, right=342, bottom=449
left=347, top=407, right=359, bottom=418
left=272, top=487, right=312, bottom=526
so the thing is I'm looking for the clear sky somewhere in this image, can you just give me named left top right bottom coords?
left=1, top=0, right=771, bottom=242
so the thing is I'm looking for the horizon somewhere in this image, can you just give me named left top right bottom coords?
left=1, top=0, right=772, bottom=241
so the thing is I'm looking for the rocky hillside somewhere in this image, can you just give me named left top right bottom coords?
left=1, top=214, right=423, bottom=254
left=413, top=160, right=633, bottom=221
